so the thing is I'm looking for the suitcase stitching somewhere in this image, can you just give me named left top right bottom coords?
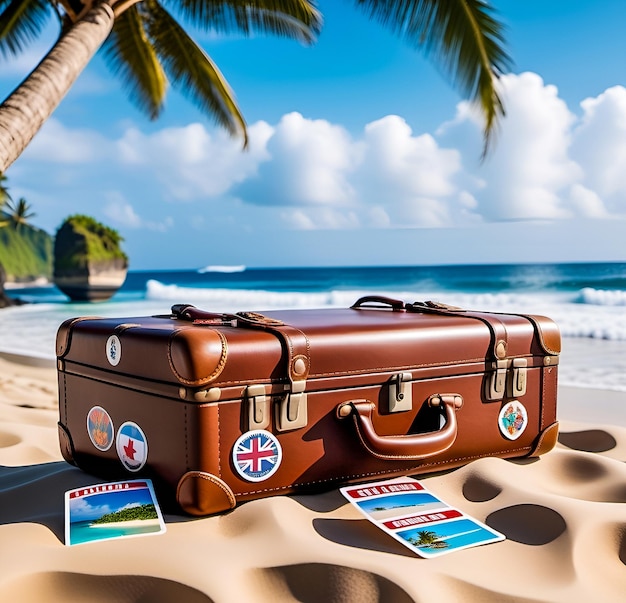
left=217, top=402, right=222, bottom=479
left=62, top=372, right=66, bottom=423
left=540, top=368, right=546, bottom=430
left=208, top=358, right=489, bottom=388
left=184, top=403, right=189, bottom=472
left=310, top=358, right=487, bottom=379
left=167, top=329, right=229, bottom=386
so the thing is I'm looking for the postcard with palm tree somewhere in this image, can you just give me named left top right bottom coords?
left=65, top=479, right=166, bottom=546
left=341, top=477, right=504, bottom=558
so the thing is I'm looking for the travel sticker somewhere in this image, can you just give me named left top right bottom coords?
left=498, top=400, right=528, bottom=440
left=106, top=335, right=122, bottom=366
left=116, top=422, right=148, bottom=472
left=232, top=429, right=282, bottom=482
left=86, top=406, right=114, bottom=451
left=65, top=479, right=166, bottom=546
left=341, top=477, right=505, bottom=558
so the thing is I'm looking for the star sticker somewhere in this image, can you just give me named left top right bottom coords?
left=123, top=438, right=136, bottom=460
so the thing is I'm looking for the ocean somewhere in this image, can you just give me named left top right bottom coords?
left=2, top=262, right=626, bottom=391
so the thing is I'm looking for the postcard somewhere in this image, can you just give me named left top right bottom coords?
left=65, top=479, right=166, bottom=546
left=340, top=477, right=504, bottom=558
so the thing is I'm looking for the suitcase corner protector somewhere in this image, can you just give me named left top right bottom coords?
left=176, top=471, right=237, bottom=516
left=57, top=422, right=77, bottom=466
left=528, top=421, right=560, bottom=457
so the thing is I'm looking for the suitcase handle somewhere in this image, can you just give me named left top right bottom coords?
left=337, top=394, right=462, bottom=460
left=351, top=296, right=405, bottom=311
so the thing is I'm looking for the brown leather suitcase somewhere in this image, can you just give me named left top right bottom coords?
left=56, top=296, right=560, bottom=516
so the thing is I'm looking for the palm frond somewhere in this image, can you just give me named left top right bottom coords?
left=101, top=4, right=168, bottom=119
left=0, top=0, right=53, bottom=59
left=166, top=0, right=322, bottom=44
left=5, top=196, right=35, bottom=229
left=353, top=0, right=512, bottom=156
left=146, top=1, right=248, bottom=145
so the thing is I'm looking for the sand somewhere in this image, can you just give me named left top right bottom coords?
left=1, top=351, right=625, bottom=602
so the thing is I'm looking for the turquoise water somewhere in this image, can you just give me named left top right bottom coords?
left=69, top=519, right=162, bottom=546
left=3, top=261, right=626, bottom=390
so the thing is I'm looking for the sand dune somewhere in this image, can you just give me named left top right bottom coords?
left=1, top=353, right=625, bottom=602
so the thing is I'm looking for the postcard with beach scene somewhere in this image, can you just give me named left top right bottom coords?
left=341, top=477, right=504, bottom=558
left=65, top=479, right=166, bottom=546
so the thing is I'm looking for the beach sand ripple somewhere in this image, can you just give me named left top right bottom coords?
left=0, top=572, right=213, bottom=603
left=1, top=354, right=625, bottom=602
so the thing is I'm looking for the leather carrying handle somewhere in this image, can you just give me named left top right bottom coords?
left=337, top=394, right=463, bottom=460
left=351, top=295, right=405, bottom=311
left=171, top=304, right=237, bottom=324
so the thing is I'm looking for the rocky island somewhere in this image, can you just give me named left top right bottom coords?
left=53, top=215, right=128, bottom=302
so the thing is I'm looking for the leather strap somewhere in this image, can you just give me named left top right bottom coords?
left=406, top=301, right=509, bottom=360
left=171, top=304, right=310, bottom=387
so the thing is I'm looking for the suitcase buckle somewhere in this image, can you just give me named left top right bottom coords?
left=485, top=358, right=528, bottom=401
left=389, top=372, right=413, bottom=413
left=508, top=358, right=528, bottom=397
left=247, top=384, right=270, bottom=430
left=276, top=381, right=308, bottom=431
left=486, top=359, right=508, bottom=400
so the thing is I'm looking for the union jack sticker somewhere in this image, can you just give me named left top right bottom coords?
left=232, top=430, right=282, bottom=482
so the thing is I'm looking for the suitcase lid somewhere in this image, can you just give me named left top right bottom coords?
left=56, top=297, right=560, bottom=394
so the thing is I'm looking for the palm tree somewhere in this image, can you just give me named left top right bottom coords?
left=0, top=1, right=321, bottom=172
left=0, top=171, right=10, bottom=227
left=408, top=529, right=445, bottom=547
left=5, top=197, right=35, bottom=231
left=0, top=171, right=10, bottom=208
left=353, top=1, right=511, bottom=157
left=0, top=1, right=510, bottom=174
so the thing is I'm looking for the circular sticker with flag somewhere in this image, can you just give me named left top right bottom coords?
left=232, top=429, right=282, bottom=482
left=116, top=421, right=148, bottom=472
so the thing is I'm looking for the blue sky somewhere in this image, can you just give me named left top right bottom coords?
left=2, top=1, right=626, bottom=270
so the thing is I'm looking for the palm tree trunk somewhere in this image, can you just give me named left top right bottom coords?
left=0, top=3, right=116, bottom=173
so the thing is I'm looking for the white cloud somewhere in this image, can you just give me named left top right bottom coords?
left=281, top=207, right=361, bottom=230
left=456, top=72, right=583, bottom=221
left=362, top=116, right=459, bottom=198
left=70, top=498, right=112, bottom=521
left=237, top=112, right=358, bottom=207
left=237, top=113, right=462, bottom=228
left=104, top=194, right=174, bottom=232
left=571, top=85, right=626, bottom=213
left=117, top=120, right=272, bottom=200
left=568, top=184, right=610, bottom=218
left=23, top=118, right=108, bottom=163
left=354, top=116, right=462, bottom=227
left=11, top=71, right=626, bottom=255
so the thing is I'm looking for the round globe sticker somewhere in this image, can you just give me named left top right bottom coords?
left=232, top=430, right=282, bottom=482
left=106, top=335, right=122, bottom=366
left=86, top=406, right=114, bottom=451
left=498, top=400, right=528, bottom=440
left=116, top=421, right=148, bottom=472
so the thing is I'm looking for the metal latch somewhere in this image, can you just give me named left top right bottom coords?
left=485, top=359, right=508, bottom=400
left=507, top=358, right=528, bottom=397
left=276, top=380, right=308, bottom=431
left=389, top=372, right=413, bottom=412
left=246, top=384, right=270, bottom=430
